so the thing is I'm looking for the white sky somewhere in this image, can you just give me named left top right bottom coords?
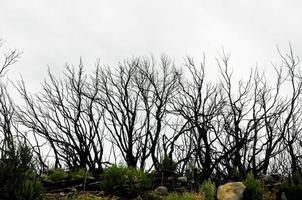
left=1, top=0, right=302, bottom=94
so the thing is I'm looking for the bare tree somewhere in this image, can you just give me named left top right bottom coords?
left=17, top=62, right=106, bottom=171
left=0, top=41, right=21, bottom=158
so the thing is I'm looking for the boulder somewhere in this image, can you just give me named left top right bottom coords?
left=260, top=173, right=283, bottom=185
left=177, top=176, right=188, bottom=182
left=280, top=192, right=287, bottom=200
left=155, top=186, right=168, bottom=196
left=217, top=182, right=246, bottom=200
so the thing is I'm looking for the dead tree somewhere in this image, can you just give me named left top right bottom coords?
left=93, top=59, right=142, bottom=168
left=168, top=56, right=225, bottom=180
left=0, top=41, right=21, bottom=158
left=16, top=62, right=105, bottom=171
left=135, top=56, right=179, bottom=170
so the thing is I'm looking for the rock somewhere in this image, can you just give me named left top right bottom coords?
left=260, top=175, right=275, bottom=184
left=260, top=173, right=283, bottom=185
left=70, top=187, right=77, bottom=193
left=177, top=176, right=188, bottom=182
left=280, top=192, right=287, bottom=200
left=176, top=186, right=186, bottom=193
left=59, top=192, right=65, bottom=196
left=270, top=173, right=282, bottom=181
left=217, top=182, right=246, bottom=200
left=155, top=186, right=168, bottom=196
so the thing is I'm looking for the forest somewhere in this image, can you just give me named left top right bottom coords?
left=1, top=42, right=302, bottom=200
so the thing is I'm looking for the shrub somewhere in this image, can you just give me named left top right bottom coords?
left=160, top=155, right=177, bottom=173
left=292, top=171, right=302, bottom=184
left=182, top=192, right=196, bottom=200
left=163, top=192, right=203, bottom=200
left=101, top=165, right=151, bottom=197
left=70, top=168, right=92, bottom=180
left=244, top=171, right=265, bottom=200
left=0, top=141, right=42, bottom=200
left=281, top=182, right=302, bottom=200
left=141, top=190, right=162, bottom=200
left=17, top=170, right=43, bottom=200
left=164, top=193, right=180, bottom=200
left=45, top=168, right=69, bottom=182
left=262, top=191, right=274, bottom=200
left=199, top=179, right=216, bottom=200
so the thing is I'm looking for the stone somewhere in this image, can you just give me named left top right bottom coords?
left=59, top=192, right=65, bottom=196
left=177, top=176, right=188, bottom=182
left=217, top=182, right=246, bottom=200
left=260, top=175, right=275, bottom=184
left=176, top=186, right=186, bottom=193
left=260, top=173, right=283, bottom=185
left=280, top=192, right=287, bottom=200
left=70, top=187, right=77, bottom=193
left=155, top=186, right=168, bottom=196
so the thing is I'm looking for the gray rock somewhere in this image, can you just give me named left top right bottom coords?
left=280, top=192, right=287, bottom=200
left=217, top=182, right=246, bottom=200
left=155, top=186, right=168, bottom=196
left=70, top=187, right=77, bottom=193
left=177, top=176, right=188, bottom=182
left=261, top=173, right=283, bottom=185
left=59, top=192, right=65, bottom=196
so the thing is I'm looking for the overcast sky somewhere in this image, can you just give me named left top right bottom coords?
left=1, top=0, right=302, bottom=94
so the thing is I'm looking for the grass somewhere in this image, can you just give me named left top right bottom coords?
left=42, top=192, right=118, bottom=200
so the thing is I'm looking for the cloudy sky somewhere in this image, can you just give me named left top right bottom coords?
left=1, top=0, right=302, bottom=94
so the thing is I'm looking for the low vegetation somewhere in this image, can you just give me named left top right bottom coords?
left=199, top=179, right=216, bottom=200
left=101, top=165, right=151, bottom=197
left=244, top=172, right=265, bottom=200
left=0, top=141, right=42, bottom=200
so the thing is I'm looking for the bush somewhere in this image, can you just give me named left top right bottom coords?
left=141, top=190, right=162, bottom=200
left=199, top=179, right=216, bottom=200
left=244, top=172, right=265, bottom=200
left=160, top=155, right=176, bottom=173
left=17, top=170, right=43, bottom=200
left=45, top=168, right=69, bottom=182
left=292, top=171, right=302, bottom=184
left=163, top=192, right=203, bottom=200
left=70, top=168, right=92, bottom=180
left=164, top=193, right=180, bottom=200
left=0, top=141, right=42, bottom=200
left=101, top=165, right=151, bottom=197
left=281, top=182, right=302, bottom=200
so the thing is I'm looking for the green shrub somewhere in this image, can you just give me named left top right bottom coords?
left=0, top=141, right=42, bottom=200
left=292, top=171, right=302, bottom=184
left=141, top=190, right=162, bottom=200
left=244, top=171, right=265, bottom=200
left=45, top=168, right=69, bottom=182
left=181, top=192, right=195, bottom=200
left=101, top=165, right=151, bottom=197
left=199, top=179, right=216, bottom=200
left=17, top=170, right=42, bottom=200
left=281, top=182, right=302, bottom=200
left=163, top=192, right=202, bottom=200
left=160, top=155, right=176, bottom=173
left=262, top=191, right=274, bottom=200
left=70, top=168, right=91, bottom=180
left=164, top=193, right=181, bottom=200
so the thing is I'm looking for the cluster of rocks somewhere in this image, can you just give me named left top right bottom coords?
left=152, top=173, right=287, bottom=200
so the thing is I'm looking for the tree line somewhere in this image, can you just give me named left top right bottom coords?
left=1, top=43, right=302, bottom=182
